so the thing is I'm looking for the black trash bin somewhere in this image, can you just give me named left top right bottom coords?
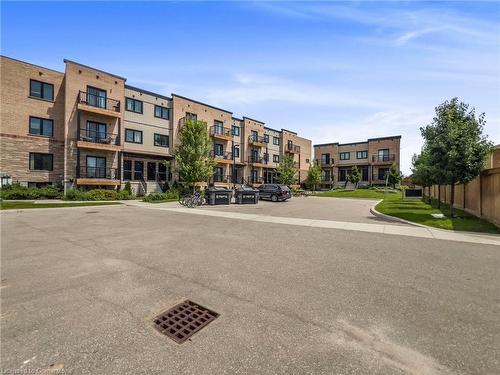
left=235, top=186, right=259, bottom=204
left=206, top=187, right=232, bottom=205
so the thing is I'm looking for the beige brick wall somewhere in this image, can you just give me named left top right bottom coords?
left=0, top=56, right=65, bottom=184
left=282, top=130, right=311, bottom=182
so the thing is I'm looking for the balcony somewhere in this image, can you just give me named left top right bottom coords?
left=247, top=156, right=267, bottom=167
left=210, top=126, right=233, bottom=141
left=246, top=175, right=264, bottom=185
left=210, top=151, right=234, bottom=164
left=320, top=158, right=334, bottom=166
left=77, top=91, right=121, bottom=118
left=372, top=154, right=396, bottom=163
left=76, top=166, right=120, bottom=186
left=77, top=128, right=121, bottom=151
left=248, top=135, right=267, bottom=147
left=286, top=143, right=301, bottom=154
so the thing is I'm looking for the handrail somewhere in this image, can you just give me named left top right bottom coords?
left=79, top=127, right=119, bottom=145
left=372, top=154, right=395, bottom=162
left=247, top=156, right=265, bottom=164
left=78, top=166, right=118, bottom=179
left=210, top=126, right=232, bottom=138
left=78, top=91, right=120, bottom=112
left=248, top=135, right=266, bottom=143
left=210, top=151, right=233, bottom=160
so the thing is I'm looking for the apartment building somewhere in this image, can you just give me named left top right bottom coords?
left=314, top=136, right=401, bottom=189
left=0, top=56, right=312, bottom=191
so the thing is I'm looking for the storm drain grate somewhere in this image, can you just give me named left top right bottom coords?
left=153, top=300, right=219, bottom=344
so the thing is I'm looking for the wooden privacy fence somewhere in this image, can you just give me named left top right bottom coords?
left=423, top=167, right=500, bottom=227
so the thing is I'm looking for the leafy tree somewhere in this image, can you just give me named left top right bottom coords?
left=174, top=118, right=216, bottom=192
left=276, top=155, right=297, bottom=186
left=420, top=98, right=493, bottom=217
left=411, top=150, right=434, bottom=204
left=306, top=161, right=322, bottom=191
left=387, top=163, right=403, bottom=188
left=347, top=165, right=361, bottom=188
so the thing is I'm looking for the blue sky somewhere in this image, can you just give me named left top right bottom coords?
left=2, top=1, right=499, bottom=173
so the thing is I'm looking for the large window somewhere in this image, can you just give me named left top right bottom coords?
left=30, top=80, right=54, bottom=101
left=339, top=168, right=350, bottom=181
left=213, top=120, right=224, bottom=134
left=125, top=129, right=143, bottom=144
left=264, top=134, right=269, bottom=143
left=340, top=152, right=350, bottom=160
left=86, top=121, right=107, bottom=142
left=378, top=167, right=389, bottom=180
left=357, top=150, right=368, bottom=159
left=86, top=156, right=106, bottom=178
left=263, top=153, right=269, bottom=163
left=251, top=130, right=258, bottom=141
left=134, top=161, right=144, bottom=180
left=361, top=167, right=369, bottom=181
left=232, top=126, right=240, bottom=136
left=273, top=136, right=280, bottom=145
left=87, top=86, right=106, bottom=109
left=126, top=97, right=143, bottom=114
left=29, top=117, right=53, bottom=137
left=158, top=163, right=167, bottom=181
left=273, top=154, right=280, bottom=163
left=214, top=143, right=224, bottom=156
left=186, top=112, right=197, bottom=121
left=378, top=149, right=390, bottom=161
left=233, top=145, right=240, bottom=158
left=29, top=153, right=53, bottom=171
left=123, top=160, right=132, bottom=180
left=322, top=170, right=331, bottom=181
left=155, top=105, right=170, bottom=120
left=321, top=153, right=330, bottom=164
left=154, top=133, right=169, bottom=147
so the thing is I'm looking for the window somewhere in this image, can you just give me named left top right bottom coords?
left=125, top=129, right=143, bottom=144
left=339, top=168, right=350, bottom=181
left=378, top=149, right=390, bottom=161
left=87, top=86, right=106, bottom=109
left=186, top=112, right=197, bottom=121
left=322, top=170, right=331, bottom=181
left=264, top=134, right=269, bottom=143
left=214, top=143, right=224, bottom=156
left=361, top=167, right=369, bottom=181
left=263, top=153, right=269, bottom=162
left=154, top=133, right=169, bottom=147
left=273, top=154, right=280, bottom=163
left=378, top=167, right=389, bottom=180
left=321, top=153, right=330, bottom=165
left=214, top=166, right=224, bottom=181
left=251, top=149, right=259, bottom=161
left=273, top=136, right=280, bottom=145
left=158, top=163, right=167, bottom=181
left=30, top=80, right=54, bottom=101
left=29, top=153, right=53, bottom=171
left=123, top=160, right=132, bottom=180
left=29, top=117, right=53, bottom=137
left=357, top=150, right=368, bottom=159
left=155, top=105, right=170, bottom=120
left=86, top=121, right=107, bottom=142
left=233, top=145, right=240, bottom=158
left=213, top=120, right=224, bottom=134
left=232, top=126, right=240, bottom=136
left=340, top=152, right=350, bottom=160
left=251, top=130, right=258, bottom=141
left=134, top=161, right=144, bottom=180
left=86, top=156, right=106, bottom=178
left=126, top=97, right=143, bottom=114
left=288, top=140, right=293, bottom=149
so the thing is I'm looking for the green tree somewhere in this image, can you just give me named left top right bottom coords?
left=387, top=163, right=403, bottom=188
left=411, top=150, right=434, bottom=204
left=348, top=165, right=361, bottom=189
left=306, top=161, right=322, bottom=191
left=276, top=155, right=297, bottom=186
left=174, top=118, right=216, bottom=192
left=420, top=98, right=493, bottom=217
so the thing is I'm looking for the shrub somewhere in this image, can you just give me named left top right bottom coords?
left=142, top=190, right=179, bottom=202
left=85, top=189, right=117, bottom=201
left=37, top=186, right=63, bottom=199
left=0, top=183, right=63, bottom=200
left=123, top=181, right=132, bottom=195
left=116, top=189, right=134, bottom=200
left=64, top=189, right=84, bottom=201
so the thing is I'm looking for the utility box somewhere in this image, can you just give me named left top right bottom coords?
left=235, top=186, right=259, bottom=204
left=206, top=187, right=232, bottom=205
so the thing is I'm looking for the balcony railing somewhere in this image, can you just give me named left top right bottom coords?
left=287, top=143, right=301, bottom=153
left=212, top=174, right=233, bottom=183
left=210, top=151, right=233, bottom=161
left=247, top=156, right=266, bottom=164
left=78, top=91, right=120, bottom=112
left=248, top=135, right=266, bottom=144
left=77, top=166, right=118, bottom=179
left=372, top=154, right=396, bottom=162
left=320, top=158, right=334, bottom=165
left=247, top=175, right=264, bottom=184
left=79, top=128, right=119, bottom=145
left=210, top=126, right=232, bottom=138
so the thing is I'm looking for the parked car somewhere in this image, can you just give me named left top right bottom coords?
left=258, top=184, right=291, bottom=202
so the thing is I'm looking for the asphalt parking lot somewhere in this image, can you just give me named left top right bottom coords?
left=1, top=203, right=499, bottom=374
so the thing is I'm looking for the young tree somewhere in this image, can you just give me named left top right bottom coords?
left=306, top=161, right=322, bottom=191
left=174, top=118, right=216, bottom=192
left=387, top=163, right=403, bottom=188
left=420, top=98, right=493, bottom=217
left=276, top=155, right=297, bottom=186
left=411, top=150, right=434, bottom=204
left=347, top=165, right=361, bottom=189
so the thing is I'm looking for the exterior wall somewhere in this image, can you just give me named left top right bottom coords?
left=281, top=130, right=311, bottom=183
left=243, top=117, right=266, bottom=183
left=123, top=86, right=172, bottom=157
left=368, top=136, right=401, bottom=183
left=63, top=60, right=125, bottom=189
left=0, top=56, right=65, bottom=185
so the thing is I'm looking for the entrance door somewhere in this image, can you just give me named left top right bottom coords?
left=147, top=162, right=156, bottom=181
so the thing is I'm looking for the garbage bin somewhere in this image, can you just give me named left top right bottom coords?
left=235, top=186, right=259, bottom=204
left=206, top=187, right=232, bottom=205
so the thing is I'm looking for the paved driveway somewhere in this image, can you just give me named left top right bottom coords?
left=1, top=205, right=499, bottom=375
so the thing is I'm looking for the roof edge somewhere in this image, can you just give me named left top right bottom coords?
left=63, top=59, right=127, bottom=81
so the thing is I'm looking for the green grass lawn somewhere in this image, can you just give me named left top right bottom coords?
left=147, top=199, right=178, bottom=204
left=313, top=189, right=400, bottom=199
left=376, top=196, right=500, bottom=234
left=0, top=201, right=121, bottom=210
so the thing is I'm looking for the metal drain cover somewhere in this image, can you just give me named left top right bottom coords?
left=153, top=300, right=219, bottom=344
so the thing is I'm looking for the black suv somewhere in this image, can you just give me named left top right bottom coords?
left=258, top=184, right=291, bottom=202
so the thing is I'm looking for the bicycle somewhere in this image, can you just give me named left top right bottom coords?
left=179, top=191, right=205, bottom=208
